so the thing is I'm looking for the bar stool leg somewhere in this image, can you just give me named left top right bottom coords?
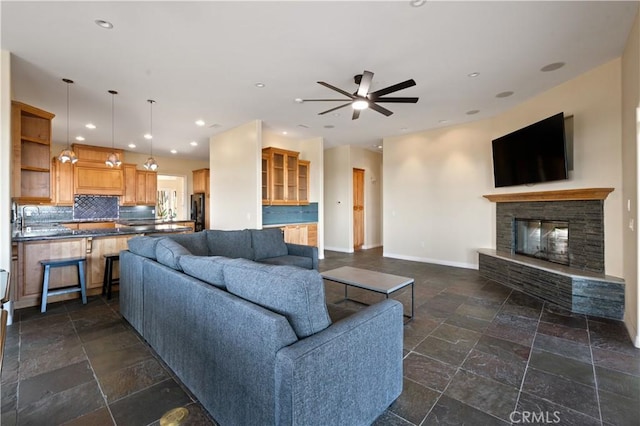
left=107, top=258, right=115, bottom=300
left=78, top=260, right=87, bottom=305
left=41, top=264, right=50, bottom=313
left=102, top=258, right=109, bottom=296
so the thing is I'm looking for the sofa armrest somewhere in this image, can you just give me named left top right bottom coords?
left=285, top=243, right=319, bottom=270
left=275, top=299, right=403, bottom=426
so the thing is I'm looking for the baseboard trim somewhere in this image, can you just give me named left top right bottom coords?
left=623, top=313, right=640, bottom=348
left=362, top=243, right=382, bottom=250
left=383, top=251, right=478, bottom=270
left=324, top=246, right=354, bottom=253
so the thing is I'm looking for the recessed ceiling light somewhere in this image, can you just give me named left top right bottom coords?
left=255, top=82, right=265, bottom=88
left=467, top=72, right=480, bottom=78
left=85, top=123, right=96, bottom=129
left=410, top=0, right=426, bottom=7
left=190, top=141, right=198, bottom=146
left=496, top=91, right=514, bottom=98
left=95, top=19, right=113, bottom=29
left=466, top=110, right=480, bottom=115
left=170, top=149, right=177, bottom=154
left=128, top=143, right=136, bottom=148
left=144, top=133, right=152, bottom=140
left=195, top=119, right=205, bottom=127
left=541, top=62, right=565, bottom=72
left=377, top=145, right=383, bottom=149
left=75, top=136, right=85, bottom=141
left=282, top=131, right=288, bottom=135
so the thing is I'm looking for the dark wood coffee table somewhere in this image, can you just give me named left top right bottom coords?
left=321, top=266, right=414, bottom=321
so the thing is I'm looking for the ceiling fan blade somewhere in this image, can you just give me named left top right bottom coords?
left=368, top=102, right=394, bottom=117
left=352, top=109, right=361, bottom=120
left=373, top=97, right=419, bottom=103
left=317, top=81, right=355, bottom=99
left=356, top=70, right=374, bottom=97
left=369, top=79, right=416, bottom=97
left=318, top=102, right=352, bottom=115
left=301, top=99, right=353, bottom=102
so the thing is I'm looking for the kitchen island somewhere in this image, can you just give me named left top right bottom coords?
left=11, top=222, right=194, bottom=309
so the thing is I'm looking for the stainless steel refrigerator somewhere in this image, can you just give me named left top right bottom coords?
left=190, top=193, right=206, bottom=231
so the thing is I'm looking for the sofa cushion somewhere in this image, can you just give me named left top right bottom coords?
left=258, top=255, right=313, bottom=270
left=206, top=229, right=254, bottom=259
left=127, top=236, right=160, bottom=260
left=179, top=255, right=230, bottom=289
left=251, top=228, right=288, bottom=260
left=165, top=231, right=209, bottom=256
left=224, top=259, right=331, bottom=338
left=156, top=238, right=192, bottom=271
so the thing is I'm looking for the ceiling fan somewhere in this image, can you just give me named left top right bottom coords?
left=301, top=70, right=418, bottom=120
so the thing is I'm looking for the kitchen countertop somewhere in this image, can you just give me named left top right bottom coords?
left=12, top=223, right=194, bottom=242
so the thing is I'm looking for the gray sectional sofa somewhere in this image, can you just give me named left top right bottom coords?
left=120, top=228, right=403, bottom=426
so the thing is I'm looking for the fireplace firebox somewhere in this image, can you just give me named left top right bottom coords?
left=514, top=219, right=569, bottom=265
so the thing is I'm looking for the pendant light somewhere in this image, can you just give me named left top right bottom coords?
left=143, top=99, right=158, bottom=171
left=58, top=78, right=78, bottom=164
left=105, top=90, right=122, bottom=167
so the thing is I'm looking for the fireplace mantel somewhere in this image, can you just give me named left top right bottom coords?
left=483, top=187, right=614, bottom=203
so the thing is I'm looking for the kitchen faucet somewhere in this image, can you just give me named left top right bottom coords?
left=20, top=205, right=40, bottom=232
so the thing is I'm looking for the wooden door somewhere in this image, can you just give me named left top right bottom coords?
left=353, top=168, right=365, bottom=250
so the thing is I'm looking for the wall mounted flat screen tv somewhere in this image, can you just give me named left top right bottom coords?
left=492, top=112, right=568, bottom=188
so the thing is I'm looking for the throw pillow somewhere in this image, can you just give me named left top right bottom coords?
left=224, top=258, right=331, bottom=338
left=179, top=255, right=230, bottom=289
left=127, top=236, right=160, bottom=260
left=156, top=238, right=192, bottom=271
left=250, top=228, right=288, bottom=260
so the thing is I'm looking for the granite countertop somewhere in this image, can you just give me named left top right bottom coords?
left=12, top=223, right=193, bottom=242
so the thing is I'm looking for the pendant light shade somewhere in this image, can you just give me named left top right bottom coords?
left=105, top=90, right=122, bottom=167
left=143, top=99, right=158, bottom=171
left=58, top=78, right=78, bottom=164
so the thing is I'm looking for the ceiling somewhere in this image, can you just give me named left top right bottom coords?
left=2, top=1, right=637, bottom=161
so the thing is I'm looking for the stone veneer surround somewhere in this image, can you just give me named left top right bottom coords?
left=496, top=200, right=604, bottom=272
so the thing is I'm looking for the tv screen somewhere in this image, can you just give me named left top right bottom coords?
left=492, top=112, right=568, bottom=188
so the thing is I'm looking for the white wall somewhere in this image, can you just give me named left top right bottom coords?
left=350, top=147, right=383, bottom=249
left=621, top=10, right=640, bottom=347
left=210, top=120, right=262, bottom=229
left=384, top=59, right=624, bottom=276
left=324, top=145, right=351, bottom=251
left=1, top=51, right=13, bottom=322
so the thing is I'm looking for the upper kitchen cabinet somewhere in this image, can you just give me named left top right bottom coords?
left=136, top=170, right=157, bottom=206
left=121, top=163, right=138, bottom=206
left=72, top=144, right=124, bottom=195
left=51, top=157, right=74, bottom=206
left=297, top=160, right=310, bottom=205
left=192, top=168, right=209, bottom=195
left=262, top=147, right=302, bottom=205
left=11, top=101, right=55, bottom=204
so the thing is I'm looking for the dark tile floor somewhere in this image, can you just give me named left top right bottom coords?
left=2, top=247, right=639, bottom=425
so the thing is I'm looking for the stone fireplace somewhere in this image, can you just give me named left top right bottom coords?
left=478, top=188, right=624, bottom=319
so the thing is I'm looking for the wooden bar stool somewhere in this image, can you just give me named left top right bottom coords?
left=40, top=257, right=87, bottom=313
left=102, top=253, right=120, bottom=300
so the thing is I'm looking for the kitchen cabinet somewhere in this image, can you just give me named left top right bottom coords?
left=281, top=223, right=317, bottom=247
left=73, top=143, right=124, bottom=164
left=121, top=163, right=138, bottom=206
left=262, top=147, right=301, bottom=205
left=297, top=160, right=310, bottom=205
left=86, top=235, right=130, bottom=291
left=136, top=170, right=157, bottom=205
left=11, top=101, right=55, bottom=204
left=51, top=157, right=75, bottom=206
left=261, top=153, right=270, bottom=204
left=74, top=163, right=124, bottom=195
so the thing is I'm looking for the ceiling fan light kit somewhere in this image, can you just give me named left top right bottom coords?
left=302, top=70, right=419, bottom=120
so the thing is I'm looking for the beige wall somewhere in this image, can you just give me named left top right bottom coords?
left=209, top=120, right=262, bottom=229
left=622, top=10, right=640, bottom=347
left=1, top=51, right=13, bottom=321
left=384, top=59, right=624, bottom=275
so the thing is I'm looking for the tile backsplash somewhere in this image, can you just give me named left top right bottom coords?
left=262, top=203, right=318, bottom=225
left=74, top=195, right=119, bottom=220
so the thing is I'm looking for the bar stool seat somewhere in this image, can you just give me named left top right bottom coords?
left=102, top=253, right=120, bottom=300
left=40, top=257, right=87, bottom=313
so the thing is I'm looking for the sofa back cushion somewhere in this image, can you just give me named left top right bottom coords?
left=223, top=259, right=331, bottom=338
left=156, top=238, right=192, bottom=271
left=165, top=231, right=209, bottom=256
left=251, top=228, right=288, bottom=260
left=206, top=229, right=254, bottom=259
left=127, top=236, right=160, bottom=260
left=179, top=255, right=231, bottom=289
